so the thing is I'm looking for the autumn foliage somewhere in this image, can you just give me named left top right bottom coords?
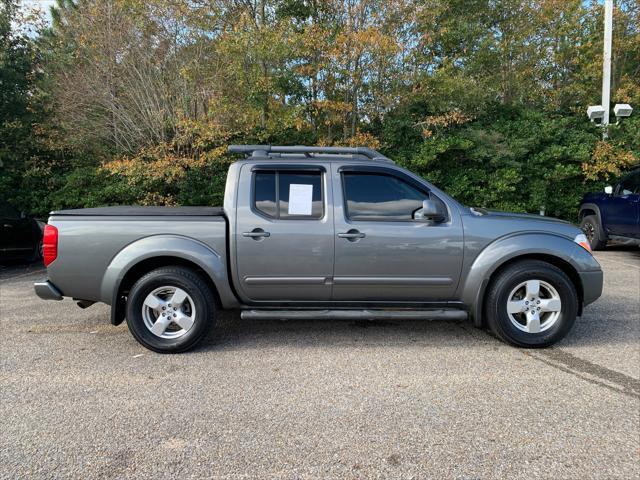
left=1, top=0, right=639, bottom=219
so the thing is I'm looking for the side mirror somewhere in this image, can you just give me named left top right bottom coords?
left=604, top=185, right=613, bottom=195
left=414, top=199, right=445, bottom=223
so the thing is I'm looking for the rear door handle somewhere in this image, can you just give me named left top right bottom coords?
left=243, top=228, right=270, bottom=238
left=338, top=229, right=365, bottom=240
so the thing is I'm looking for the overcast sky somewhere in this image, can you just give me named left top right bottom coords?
left=22, top=0, right=56, bottom=21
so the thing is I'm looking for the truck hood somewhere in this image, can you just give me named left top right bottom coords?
left=469, top=207, right=571, bottom=225
left=464, top=207, right=581, bottom=240
left=581, top=191, right=607, bottom=203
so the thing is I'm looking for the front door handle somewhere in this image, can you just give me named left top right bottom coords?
left=243, top=228, right=271, bottom=239
left=338, top=229, right=365, bottom=240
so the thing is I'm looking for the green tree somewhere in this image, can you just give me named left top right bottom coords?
left=0, top=0, right=43, bottom=211
left=2, top=0, right=638, bottom=218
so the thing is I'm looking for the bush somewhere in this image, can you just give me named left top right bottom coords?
left=381, top=106, right=636, bottom=220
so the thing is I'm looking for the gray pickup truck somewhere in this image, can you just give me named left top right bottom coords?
left=35, top=145, right=603, bottom=353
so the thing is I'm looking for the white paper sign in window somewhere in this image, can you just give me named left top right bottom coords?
left=288, top=184, right=313, bottom=215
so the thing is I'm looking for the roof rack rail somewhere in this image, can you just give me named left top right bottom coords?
left=228, top=145, right=393, bottom=163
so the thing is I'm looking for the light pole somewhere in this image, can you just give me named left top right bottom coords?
left=587, top=0, right=633, bottom=137
left=600, top=0, right=613, bottom=136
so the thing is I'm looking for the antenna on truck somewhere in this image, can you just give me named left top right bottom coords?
left=228, top=145, right=394, bottom=163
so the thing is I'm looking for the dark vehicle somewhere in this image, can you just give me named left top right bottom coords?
left=0, top=202, right=44, bottom=263
left=579, top=168, right=640, bottom=250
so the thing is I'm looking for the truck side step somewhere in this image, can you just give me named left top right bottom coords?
left=240, top=308, right=468, bottom=321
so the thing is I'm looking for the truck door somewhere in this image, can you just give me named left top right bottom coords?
left=607, top=171, right=640, bottom=238
left=234, top=164, right=334, bottom=302
left=331, top=165, right=463, bottom=302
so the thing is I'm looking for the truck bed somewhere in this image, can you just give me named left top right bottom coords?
left=51, top=206, right=225, bottom=216
left=46, top=208, right=228, bottom=304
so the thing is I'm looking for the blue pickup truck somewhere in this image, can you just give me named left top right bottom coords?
left=579, top=168, right=640, bottom=250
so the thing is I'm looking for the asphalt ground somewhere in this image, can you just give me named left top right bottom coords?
left=1, top=247, right=638, bottom=479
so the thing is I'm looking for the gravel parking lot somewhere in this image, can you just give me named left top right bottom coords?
left=1, top=248, right=638, bottom=479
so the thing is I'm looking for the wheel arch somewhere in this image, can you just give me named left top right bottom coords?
left=462, top=233, right=598, bottom=327
left=579, top=203, right=603, bottom=224
left=111, top=256, right=223, bottom=326
left=579, top=203, right=609, bottom=246
left=100, top=235, right=239, bottom=325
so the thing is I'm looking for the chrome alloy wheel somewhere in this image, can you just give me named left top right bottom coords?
left=506, top=280, right=562, bottom=334
left=142, top=286, right=196, bottom=339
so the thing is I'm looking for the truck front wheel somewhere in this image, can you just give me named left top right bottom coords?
left=125, top=266, right=216, bottom=353
left=485, top=260, right=578, bottom=348
left=580, top=215, right=607, bottom=250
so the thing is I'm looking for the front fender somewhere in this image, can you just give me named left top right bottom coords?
left=461, top=232, right=601, bottom=326
left=100, top=234, right=238, bottom=310
left=579, top=203, right=606, bottom=234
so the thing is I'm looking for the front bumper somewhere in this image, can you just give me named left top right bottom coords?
left=34, top=280, right=63, bottom=301
left=579, top=269, right=604, bottom=307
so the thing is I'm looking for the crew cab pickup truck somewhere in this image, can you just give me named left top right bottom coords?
left=35, top=145, right=603, bottom=353
left=579, top=168, right=640, bottom=250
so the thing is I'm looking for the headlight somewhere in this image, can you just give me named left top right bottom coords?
left=574, top=233, right=592, bottom=253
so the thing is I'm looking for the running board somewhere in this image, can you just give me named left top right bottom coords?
left=240, top=309, right=468, bottom=321
left=608, top=235, right=640, bottom=246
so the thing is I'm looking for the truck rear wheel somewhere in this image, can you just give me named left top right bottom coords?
left=125, top=266, right=216, bottom=353
left=485, top=260, right=578, bottom=348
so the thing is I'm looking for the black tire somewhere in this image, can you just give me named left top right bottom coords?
left=580, top=215, right=607, bottom=251
left=28, top=238, right=43, bottom=263
left=125, top=266, right=216, bottom=353
left=485, top=260, right=578, bottom=348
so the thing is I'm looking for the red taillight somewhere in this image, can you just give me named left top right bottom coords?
left=43, top=225, right=58, bottom=266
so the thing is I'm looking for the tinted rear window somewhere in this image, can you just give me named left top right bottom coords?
left=253, top=170, right=323, bottom=219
